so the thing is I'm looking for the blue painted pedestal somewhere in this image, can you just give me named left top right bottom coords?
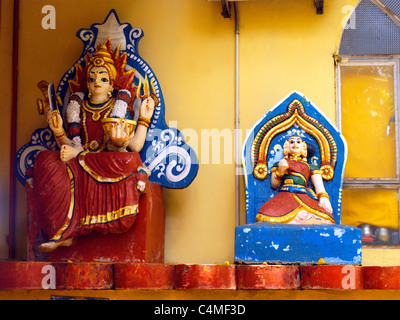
left=235, top=223, right=362, bottom=265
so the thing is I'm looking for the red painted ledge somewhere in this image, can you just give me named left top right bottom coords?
left=363, top=266, right=400, bottom=290
left=3, top=261, right=400, bottom=291
left=0, top=261, right=50, bottom=289
left=54, top=263, right=114, bottom=290
left=300, top=265, right=364, bottom=290
left=114, top=263, right=175, bottom=290
left=236, top=265, right=300, bottom=290
left=175, top=264, right=236, bottom=290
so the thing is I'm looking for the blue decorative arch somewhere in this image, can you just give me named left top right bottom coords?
left=15, top=9, right=198, bottom=189
left=242, top=91, right=347, bottom=224
left=235, top=92, right=361, bottom=265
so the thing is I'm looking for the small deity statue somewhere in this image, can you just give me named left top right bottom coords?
left=32, top=39, right=158, bottom=252
left=256, top=135, right=335, bottom=225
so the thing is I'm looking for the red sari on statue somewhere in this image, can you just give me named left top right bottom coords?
left=32, top=97, right=148, bottom=244
left=256, top=158, right=335, bottom=224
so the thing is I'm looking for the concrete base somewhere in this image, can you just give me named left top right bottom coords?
left=235, top=222, right=362, bottom=265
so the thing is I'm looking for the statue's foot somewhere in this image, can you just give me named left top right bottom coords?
left=303, top=217, right=334, bottom=225
left=287, top=210, right=334, bottom=225
left=39, top=238, right=74, bottom=253
left=60, top=145, right=83, bottom=162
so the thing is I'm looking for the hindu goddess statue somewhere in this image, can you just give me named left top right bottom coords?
left=32, top=39, right=159, bottom=252
left=256, top=135, right=335, bottom=224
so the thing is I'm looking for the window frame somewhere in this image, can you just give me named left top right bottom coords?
left=336, top=56, right=400, bottom=241
left=336, top=57, right=400, bottom=185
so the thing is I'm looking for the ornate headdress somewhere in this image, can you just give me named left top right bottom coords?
left=69, top=38, right=136, bottom=96
left=86, top=44, right=118, bottom=84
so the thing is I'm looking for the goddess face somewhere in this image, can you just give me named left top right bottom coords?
left=87, top=66, right=112, bottom=101
left=288, top=136, right=303, bottom=156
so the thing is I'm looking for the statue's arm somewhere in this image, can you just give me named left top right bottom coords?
left=311, top=173, right=333, bottom=214
left=128, top=96, right=156, bottom=152
left=129, top=125, right=148, bottom=152
left=271, top=159, right=288, bottom=189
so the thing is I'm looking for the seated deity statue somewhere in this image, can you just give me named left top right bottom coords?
left=256, top=135, right=334, bottom=225
left=235, top=93, right=362, bottom=265
left=32, top=39, right=159, bottom=253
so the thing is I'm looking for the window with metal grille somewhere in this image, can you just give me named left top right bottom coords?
left=337, top=0, right=400, bottom=245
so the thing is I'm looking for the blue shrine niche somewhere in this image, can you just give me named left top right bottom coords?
left=15, top=9, right=198, bottom=190
left=235, top=92, right=362, bottom=265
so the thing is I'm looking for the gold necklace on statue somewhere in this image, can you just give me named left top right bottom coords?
left=81, top=98, right=114, bottom=122
left=288, top=154, right=305, bottom=162
left=81, top=98, right=114, bottom=152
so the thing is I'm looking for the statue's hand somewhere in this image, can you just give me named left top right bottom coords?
left=278, top=159, right=289, bottom=175
left=139, top=96, right=155, bottom=119
left=109, top=119, right=134, bottom=145
left=318, top=197, right=333, bottom=214
left=46, top=108, right=64, bottom=135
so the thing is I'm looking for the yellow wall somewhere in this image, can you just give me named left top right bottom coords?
left=0, top=0, right=14, bottom=259
left=0, top=0, right=358, bottom=263
left=238, top=0, right=358, bottom=226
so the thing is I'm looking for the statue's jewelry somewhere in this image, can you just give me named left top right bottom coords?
left=289, top=154, right=304, bottom=162
left=317, top=192, right=330, bottom=201
left=275, top=171, right=284, bottom=180
left=138, top=116, right=151, bottom=128
left=138, top=116, right=151, bottom=124
left=81, top=99, right=113, bottom=152
left=138, top=120, right=149, bottom=128
left=82, top=98, right=114, bottom=122
left=55, top=130, right=66, bottom=140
